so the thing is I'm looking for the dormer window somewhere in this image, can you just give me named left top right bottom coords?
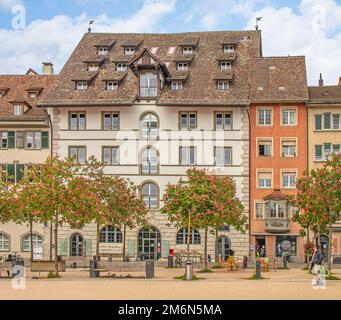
left=98, top=47, right=108, bottom=55
left=217, top=81, right=230, bottom=91
left=88, top=63, right=99, bottom=72
left=171, top=81, right=183, bottom=91
left=13, top=104, right=24, bottom=116
left=182, top=47, right=193, bottom=55
left=76, top=81, right=88, bottom=90
left=220, top=61, right=232, bottom=70
left=124, top=47, right=135, bottom=55
left=117, top=63, right=127, bottom=72
left=28, top=92, right=37, bottom=99
left=140, top=73, right=158, bottom=98
left=106, top=81, right=118, bottom=91
left=177, top=63, right=188, bottom=71
left=223, top=45, right=235, bottom=53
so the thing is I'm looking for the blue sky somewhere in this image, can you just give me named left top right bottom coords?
left=0, top=0, right=341, bottom=85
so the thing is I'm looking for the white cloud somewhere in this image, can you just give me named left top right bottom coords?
left=202, top=13, right=218, bottom=29
left=0, top=0, right=175, bottom=74
left=0, top=0, right=22, bottom=11
left=245, top=0, right=341, bottom=85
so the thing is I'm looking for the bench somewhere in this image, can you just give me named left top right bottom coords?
left=92, top=261, right=147, bottom=276
left=31, top=260, right=66, bottom=272
left=0, top=262, right=12, bottom=277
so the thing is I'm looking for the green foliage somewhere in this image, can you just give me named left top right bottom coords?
left=174, top=274, right=204, bottom=280
left=197, top=268, right=213, bottom=273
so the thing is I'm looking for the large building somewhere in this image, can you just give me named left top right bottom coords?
left=0, top=65, right=55, bottom=259
left=249, top=57, right=309, bottom=262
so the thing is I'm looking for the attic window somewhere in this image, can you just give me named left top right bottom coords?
left=76, top=81, right=88, bottom=90
left=88, top=63, right=99, bottom=72
left=182, top=47, right=193, bottom=55
left=220, top=61, right=232, bottom=70
left=28, top=92, right=37, bottom=99
left=279, top=86, right=286, bottom=91
left=124, top=47, right=135, bottom=55
left=177, top=63, right=188, bottom=71
left=98, top=47, right=108, bottom=55
left=106, top=81, right=119, bottom=91
left=168, top=47, right=176, bottom=55
left=257, top=87, right=264, bottom=91
left=217, top=81, right=230, bottom=91
left=150, top=47, right=159, bottom=54
left=13, top=104, right=24, bottom=116
left=117, top=63, right=127, bottom=72
left=223, top=45, right=235, bottom=53
left=171, top=81, right=183, bottom=91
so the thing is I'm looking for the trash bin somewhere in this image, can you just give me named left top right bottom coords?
left=185, top=259, right=193, bottom=280
left=90, top=260, right=99, bottom=278
left=146, top=260, right=154, bottom=279
left=168, top=256, right=174, bottom=268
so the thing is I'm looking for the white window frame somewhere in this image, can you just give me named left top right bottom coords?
left=281, top=171, right=297, bottom=189
left=88, top=63, right=99, bottom=72
left=171, top=81, right=183, bottom=91
left=255, top=202, right=265, bottom=219
left=106, top=81, right=118, bottom=91
left=0, top=233, right=10, bottom=251
left=214, top=146, right=232, bottom=166
left=180, top=146, right=197, bottom=165
left=217, top=81, right=229, bottom=90
left=257, top=138, right=273, bottom=157
left=220, top=61, right=232, bottom=70
left=0, top=132, right=8, bottom=149
left=25, top=131, right=42, bottom=150
left=177, top=63, right=189, bottom=71
left=76, top=81, right=88, bottom=90
left=257, top=108, right=272, bottom=126
left=257, top=170, right=273, bottom=189
left=98, top=47, right=108, bottom=55
left=116, top=64, right=127, bottom=72
left=124, top=47, right=135, bottom=55
left=182, top=47, right=193, bottom=55
left=281, top=108, right=297, bottom=126
left=13, top=104, right=23, bottom=116
left=103, top=146, right=119, bottom=165
left=281, top=138, right=297, bottom=158
left=22, top=233, right=43, bottom=252
left=223, top=45, right=235, bottom=53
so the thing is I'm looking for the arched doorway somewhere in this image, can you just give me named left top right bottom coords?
left=138, top=226, right=161, bottom=260
left=218, top=236, right=231, bottom=261
left=70, top=233, right=84, bottom=257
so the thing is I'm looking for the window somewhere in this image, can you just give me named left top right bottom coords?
left=76, top=81, right=88, bottom=90
left=269, top=202, right=287, bottom=218
left=282, top=172, right=296, bottom=189
left=282, top=139, right=296, bottom=157
left=142, top=182, right=158, bottom=209
left=220, top=61, right=232, bottom=70
left=171, top=81, right=183, bottom=91
left=333, top=114, right=340, bottom=130
left=25, top=132, right=42, bottom=149
left=180, top=112, right=197, bottom=130
left=214, top=147, right=232, bottom=165
left=88, top=63, right=99, bottom=72
left=177, top=63, right=188, bottom=71
left=141, top=113, right=159, bottom=139
left=103, top=112, right=119, bottom=130
left=217, top=81, right=229, bottom=90
left=315, top=145, right=322, bottom=161
left=16, top=132, right=25, bottom=149
left=324, top=112, right=331, bottom=129
left=100, top=226, right=122, bottom=243
left=182, top=47, right=193, bottom=55
left=223, top=45, right=235, bottom=53
left=215, top=112, right=232, bottom=130
left=141, top=147, right=158, bottom=174
left=258, top=139, right=272, bottom=157
left=333, top=144, right=340, bottom=155
left=140, top=73, right=158, bottom=97
left=29, top=92, right=37, bottom=99
left=258, top=109, right=272, bottom=126
left=0, top=132, right=8, bottom=149
left=176, top=228, right=201, bottom=245
left=180, top=146, right=196, bottom=165
left=0, top=233, right=9, bottom=251
left=70, top=112, right=86, bottom=130
left=167, top=47, right=176, bottom=55
left=258, top=171, right=272, bottom=188
left=315, top=114, right=322, bottom=130
left=106, top=81, right=118, bottom=91
left=282, top=109, right=296, bottom=125
left=69, top=146, right=86, bottom=164
left=276, top=236, right=297, bottom=256
left=13, top=104, right=23, bottom=116
left=324, top=143, right=332, bottom=160
left=103, top=147, right=119, bottom=165
left=124, top=47, right=135, bottom=55
left=116, top=64, right=127, bottom=71
left=22, top=233, right=43, bottom=251
left=255, top=202, right=264, bottom=219
left=98, top=47, right=108, bottom=55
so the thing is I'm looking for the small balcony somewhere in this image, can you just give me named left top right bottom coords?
left=265, top=218, right=291, bottom=233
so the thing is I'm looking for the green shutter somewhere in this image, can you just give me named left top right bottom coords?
left=41, top=132, right=49, bottom=149
left=7, top=164, right=15, bottom=182
left=315, top=115, right=322, bottom=130
left=315, top=145, right=322, bottom=160
left=128, top=240, right=135, bottom=257
left=324, top=113, right=331, bottom=129
left=60, top=239, right=67, bottom=256
left=161, top=240, right=170, bottom=258
left=333, top=144, right=340, bottom=154
left=85, top=239, right=92, bottom=257
left=7, top=131, right=15, bottom=149
left=15, top=164, right=25, bottom=182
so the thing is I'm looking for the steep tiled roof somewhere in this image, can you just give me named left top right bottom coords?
left=41, top=31, right=262, bottom=107
left=0, top=74, right=56, bottom=120
left=249, top=56, right=309, bottom=103
left=308, top=84, right=341, bottom=104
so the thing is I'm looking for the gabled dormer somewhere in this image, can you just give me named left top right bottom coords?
left=84, top=55, right=106, bottom=72
left=0, top=87, right=9, bottom=98
left=101, top=71, right=127, bottom=91
left=26, top=87, right=43, bottom=99
left=121, top=40, right=142, bottom=56
left=178, top=37, right=199, bottom=55
left=220, top=39, right=238, bottom=53
left=93, top=39, right=116, bottom=55
left=72, top=71, right=98, bottom=91
left=9, top=101, right=31, bottom=116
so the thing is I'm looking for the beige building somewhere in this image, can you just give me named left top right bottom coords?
left=308, top=75, right=341, bottom=261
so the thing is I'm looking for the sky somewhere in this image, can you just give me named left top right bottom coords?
left=0, top=0, right=340, bottom=85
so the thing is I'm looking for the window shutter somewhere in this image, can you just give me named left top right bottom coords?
left=315, top=145, right=322, bottom=159
left=85, top=239, right=92, bottom=257
left=161, top=240, right=170, bottom=258
left=60, top=239, right=67, bottom=256
left=7, top=164, right=15, bottom=182
left=315, top=115, right=322, bottom=130
left=15, top=164, right=25, bottom=183
left=7, top=131, right=15, bottom=149
left=41, top=132, right=49, bottom=149
left=324, top=113, right=331, bottom=129
left=127, top=240, right=135, bottom=257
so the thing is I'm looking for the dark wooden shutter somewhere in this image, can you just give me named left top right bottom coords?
left=41, top=132, right=49, bottom=149
left=7, top=132, right=15, bottom=149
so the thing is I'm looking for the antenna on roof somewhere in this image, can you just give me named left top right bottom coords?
left=88, top=20, right=95, bottom=33
left=255, top=17, right=262, bottom=30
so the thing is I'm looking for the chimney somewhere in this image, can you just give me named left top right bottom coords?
left=42, top=62, right=54, bottom=75
left=318, top=73, right=324, bottom=86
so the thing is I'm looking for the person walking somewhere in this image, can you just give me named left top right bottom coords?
left=310, top=245, right=324, bottom=288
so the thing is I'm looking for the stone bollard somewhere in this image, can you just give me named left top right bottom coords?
left=146, top=260, right=155, bottom=279
left=243, top=256, right=248, bottom=269
left=168, top=256, right=174, bottom=268
left=255, top=260, right=261, bottom=279
left=90, top=260, right=98, bottom=278
left=185, top=259, right=193, bottom=280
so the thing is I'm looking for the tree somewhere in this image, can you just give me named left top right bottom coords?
left=289, top=154, right=341, bottom=274
left=162, top=168, right=246, bottom=268
left=0, top=177, right=15, bottom=224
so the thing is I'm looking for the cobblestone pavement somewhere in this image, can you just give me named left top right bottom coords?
left=0, top=267, right=340, bottom=300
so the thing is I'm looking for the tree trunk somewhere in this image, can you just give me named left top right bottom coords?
left=317, top=224, right=321, bottom=246
left=328, top=213, right=333, bottom=275
left=122, top=225, right=126, bottom=262
left=29, top=216, right=34, bottom=263
left=54, top=214, right=59, bottom=276
left=49, top=220, right=53, bottom=260
left=187, top=214, right=191, bottom=261
left=215, top=227, right=219, bottom=263
left=96, top=222, right=100, bottom=261
left=204, top=226, right=208, bottom=269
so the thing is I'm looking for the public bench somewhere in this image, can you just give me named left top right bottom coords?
left=91, top=261, right=149, bottom=277
left=0, top=262, right=13, bottom=277
left=31, top=260, right=66, bottom=272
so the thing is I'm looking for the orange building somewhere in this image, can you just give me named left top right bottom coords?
left=249, top=57, right=309, bottom=262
